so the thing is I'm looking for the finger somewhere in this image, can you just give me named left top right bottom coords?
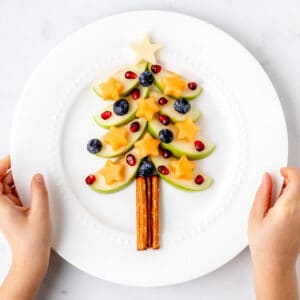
left=280, top=167, right=300, bottom=197
left=3, top=172, right=13, bottom=186
left=11, top=187, right=18, bottom=197
left=0, top=194, right=14, bottom=220
left=0, top=156, right=11, bottom=179
left=30, top=174, right=50, bottom=219
left=0, top=183, right=3, bottom=194
left=6, top=194, right=22, bottom=206
left=249, top=173, right=273, bottom=223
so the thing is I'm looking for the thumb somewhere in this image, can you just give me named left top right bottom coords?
left=30, top=174, right=49, bottom=218
left=249, top=173, right=273, bottom=224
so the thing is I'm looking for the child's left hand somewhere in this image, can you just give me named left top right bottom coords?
left=0, top=155, right=52, bottom=299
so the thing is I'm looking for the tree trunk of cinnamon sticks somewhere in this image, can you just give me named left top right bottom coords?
left=136, top=175, right=160, bottom=250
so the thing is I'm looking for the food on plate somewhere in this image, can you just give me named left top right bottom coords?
left=86, top=36, right=215, bottom=250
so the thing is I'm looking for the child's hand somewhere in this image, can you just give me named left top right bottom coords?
left=0, top=156, right=51, bottom=300
left=248, top=167, right=300, bottom=300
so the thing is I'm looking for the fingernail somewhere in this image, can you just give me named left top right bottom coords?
left=34, top=174, right=44, bottom=183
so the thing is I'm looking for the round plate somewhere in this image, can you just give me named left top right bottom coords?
left=10, top=11, right=287, bottom=286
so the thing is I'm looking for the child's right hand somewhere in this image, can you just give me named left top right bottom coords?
left=248, top=167, right=300, bottom=300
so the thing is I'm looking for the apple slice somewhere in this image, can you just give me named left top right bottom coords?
left=150, top=90, right=201, bottom=122
left=96, top=118, right=147, bottom=158
left=93, top=62, right=148, bottom=98
left=151, top=156, right=213, bottom=191
left=148, top=118, right=215, bottom=160
left=91, top=148, right=141, bottom=193
left=153, top=67, right=202, bottom=100
left=93, top=98, right=137, bottom=129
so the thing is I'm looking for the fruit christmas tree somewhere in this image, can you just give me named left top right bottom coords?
left=85, top=36, right=215, bottom=250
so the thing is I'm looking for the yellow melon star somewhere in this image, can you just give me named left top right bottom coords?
left=99, top=77, right=124, bottom=100
left=161, top=73, right=186, bottom=98
left=99, top=160, right=125, bottom=185
left=170, top=156, right=195, bottom=180
left=103, top=126, right=129, bottom=150
left=130, top=35, right=162, bottom=64
left=175, top=117, right=200, bottom=142
left=136, top=96, right=160, bottom=121
left=134, top=133, right=160, bottom=158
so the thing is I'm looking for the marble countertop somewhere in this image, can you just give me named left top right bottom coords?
left=1, top=0, right=300, bottom=299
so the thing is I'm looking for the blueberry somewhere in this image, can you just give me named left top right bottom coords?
left=87, top=139, right=102, bottom=154
left=139, top=71, right=154, bottom=87
left=174, top=98, right=191, bottom=114
left=138, top=159, right=155, bottom=177
left=159, top=129, right=174, bottom=143
left=113, top=99, right=129, bottom=116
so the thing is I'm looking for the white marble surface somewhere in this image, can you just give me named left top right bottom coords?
left=1, top=0, right=300, bottom=299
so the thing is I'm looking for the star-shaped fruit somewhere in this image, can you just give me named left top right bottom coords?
left=175, top=117, right=200, bottom=142
left=99, top=77, right=124, bottom=100
left=161, top=74, right=186, bottom=98
left=103, top=126, right=129, bottom=150
left=130, top=36, right=162, bottom=64
left=99, top=160, right=125, bottom=185
left=136, top=96, right=160, bottom=121
left=134, top=133, right=160, bottom=158
left=170, top=156, right=195, bottom=180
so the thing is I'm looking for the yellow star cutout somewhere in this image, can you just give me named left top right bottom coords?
left=99, top=160, right=125, bottom=185
left=135, top=96, right=160, bottom=121
left=175, top=117, right=200, bottom=142
left=161, top=74, right=186, bottom=98
left=170, top=156, right=195, bottom=180
left=134, top=133, right=160, bottom=158
left=130, top=36, right=162, bottom=64
left=99, top=77, right=124, bottom=100
left=103, top=126, right=129, bottom=150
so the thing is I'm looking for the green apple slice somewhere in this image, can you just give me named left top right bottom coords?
left=140, top=86, right=150, bottom=99
left=153, top=68, right=202, bottom=100
left=96, top=118, right=147, bottom=158
left=93, top=62, right=148, bottom=98
left=148, top=118, right=215, bottom=160
left=150, top=90, right=201, bottom=122
left=93, top=98, right=137, bottom=129
left=91, top=148, right=141, bottom=193
left=151, top=156, right=213, bottom=191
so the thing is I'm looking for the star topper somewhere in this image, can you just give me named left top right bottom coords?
left=130, top=35, right=162, bottom=64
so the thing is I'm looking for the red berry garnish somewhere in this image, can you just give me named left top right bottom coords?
left=161, top=149, right=171, bottom=158
left=159, top=115, right=170, bottom=126
left=151, top=64, right=162, bottom=74
left=131, top=88, right=140, bottom=100
left=158, top=165, right=169, bottom=175
left=125, top=71, right=137, bottom=79
left=130, top=121, right=140, bottom=132
left=195, top=174, right=204, bottom=185
left=194, top=140, right=205, bottom=151
left=126, top=154, right=136, bottom=166
left=158, top=97, right=168, bottom=105
left=85, top=174, right=96, bottom=185
left=101, top=110, right=112, bottom=120
left=188, top=82, right=197, bottom=90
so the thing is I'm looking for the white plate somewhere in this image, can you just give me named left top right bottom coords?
left=10, top=11, right=288, bottom=286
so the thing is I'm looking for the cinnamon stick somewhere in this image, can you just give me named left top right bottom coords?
left=136, top=176, right=147, bottom=250
left=146, top=176, right=152, bottom=248
left=151, top=175, right=160, bottom=249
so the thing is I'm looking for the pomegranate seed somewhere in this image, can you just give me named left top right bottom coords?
left=158, top=97, right=168, bottom=105
left=126, top=154, right=136, bottom=166
left=131, top=88, right=140, bottom=100
left=151, top=64, right=162, bottom=74
left=194, top=140, right=205, bottom=151
left=159, top=115, right=170, bottom=126
left=188, top=82, right=197, bottom=90
left=85, top=174, right=96, bottom=185
left=161, top=149, right=171, bottom=158
left=130, top=121, right=140, bottom=132
left=158, top=165, right=169, bottom=175
left=101, top=111, right=112, bottom=120
left=195, top=174, right=204, bottom=185
left=125, top=71, right=137, bottom=79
